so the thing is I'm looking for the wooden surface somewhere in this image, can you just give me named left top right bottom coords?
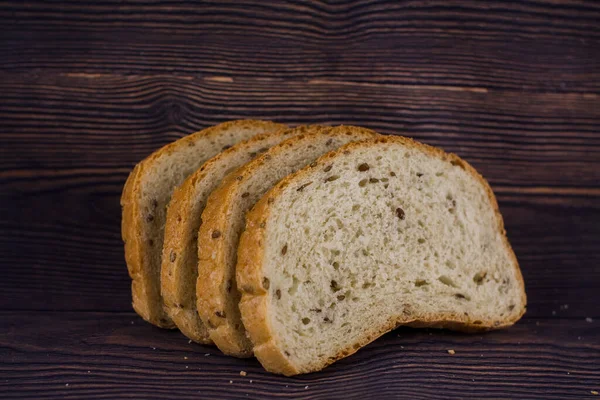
left=0, top=1, right=598, bottom=398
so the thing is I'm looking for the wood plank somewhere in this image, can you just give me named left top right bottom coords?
left=1, top=73, right=598, bottom=189
left=1, top=312, right=598, bottom=399
left=0, top=191, right=598, bottom=318
left=1, top=1, right=599, bottom=92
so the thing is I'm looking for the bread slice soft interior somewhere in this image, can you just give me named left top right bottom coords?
left=121, top=120, right=286, bottom=327
left=161, top=126, right=308, bottom=343
left=237, top=135, right=527, bottom=375
left=197, top=126, right=378, bottom=356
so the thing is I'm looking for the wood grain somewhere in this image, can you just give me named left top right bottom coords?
left=1, top=312, right=599, bottom=400
left=1, top=73, right=598, bottom=187
left=1, top=1, right=599, bottom=92
left=1, top=1, right=599, bottom=398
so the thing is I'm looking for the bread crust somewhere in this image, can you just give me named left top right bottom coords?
left=121, top=120, right=285, bottom=328
left=237, top=133, right=527, bottom=375
left=161, top=127, right=292, bottom=343
left=197, top=125, right=378, bottom=357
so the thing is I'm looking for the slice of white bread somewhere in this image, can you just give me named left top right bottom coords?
left=197, top=126, right=378, bottom=356
left=121, top=120, right=286, bottom=327
left=237, top=135, right=527, bottom=375
left=161, top=126, right=313, bottom=343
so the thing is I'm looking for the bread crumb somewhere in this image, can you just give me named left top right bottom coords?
left=185, top=366, right=188, bottom=369
left=586, top=317, right=593, bottom=323
left=240, top=371, right=247, bottom=376
left=229, top=380, right=233, bottom=384
left=591, top=390, right=598, bottom=395
left=447, top=349, right=456, bottom=355
left=188, top=340, right=192, bottom=344
left=552, top=310, right=556, bottom=316
left=204, top=353, right=210, bottom=356
left=249, top=380, right=253, bottom=383
left=152, top=347, right=156, bottom=350
left=184, top=356, right=188, bottom=360
left=305, top=385, right=309, bottom=389
left=65, top=384, right=69, bottom=387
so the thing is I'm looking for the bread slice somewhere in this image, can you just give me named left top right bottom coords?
left=161, top=126, right=314, bottom=343
left=121, top=120, right=286, bottom=328
left=237, top=135, right=527, bottom=375
left=197, top=126, right=378, bottom=356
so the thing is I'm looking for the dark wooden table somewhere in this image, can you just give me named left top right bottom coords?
left=1, top=1, right=599, bottom=399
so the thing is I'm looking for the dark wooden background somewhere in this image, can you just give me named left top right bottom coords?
left=1, top=1, right=599, bottom=398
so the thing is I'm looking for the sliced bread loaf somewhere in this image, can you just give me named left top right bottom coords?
left=161, top=126, right=315, bottom=343
left=237, top=135, right=527, bottom=375
left=121, top=120, right=286, bottom=327
left=197, top=126, right=378, bottom=356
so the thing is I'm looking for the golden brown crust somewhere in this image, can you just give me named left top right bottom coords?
left=121, top=119, right=285, bottom=328
left=198, top=125, right=377, bottom=357
left=237, top=192, right=302, bottom=375
left=121, top=161, right=164, bottom=325
left=161, top=127, right=291, bottom=343
left=196, top=171, right=238, bottom=352
left=237, top=133, right=527, bottom=375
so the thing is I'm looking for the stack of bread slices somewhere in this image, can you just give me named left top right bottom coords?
left=121, top=120, right=526, bottom=376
